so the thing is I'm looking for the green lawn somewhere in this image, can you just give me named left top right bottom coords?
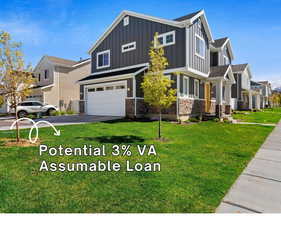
left=233, top=107, right=281, bottom=124
left=0, top=120, right=273, bottom=213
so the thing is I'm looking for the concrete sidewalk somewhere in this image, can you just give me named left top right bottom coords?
left=216, top=120, right=281, bottom=213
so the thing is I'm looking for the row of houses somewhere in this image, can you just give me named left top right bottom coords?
left=0, top=10, right=273, bottom=120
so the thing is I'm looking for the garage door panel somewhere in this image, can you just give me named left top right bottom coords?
left=86, top=83, right=126, bottom=117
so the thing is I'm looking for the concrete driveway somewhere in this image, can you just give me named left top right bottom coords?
left=0, top=115, right=123, bottom=130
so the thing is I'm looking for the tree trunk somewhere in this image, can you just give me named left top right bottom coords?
left=15, top=106, right=20, bottom=142
left=158, top=108, right=162, bottom=139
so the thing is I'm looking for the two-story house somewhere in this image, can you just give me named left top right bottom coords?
left=230, top=63, right=254, bottom=110
left=257, top=81, right=272, bottom=108
left=29, top=55, right=91, bottom=113
left=78, top=10, right=237, bottom=120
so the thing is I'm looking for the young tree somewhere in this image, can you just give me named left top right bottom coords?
left=0, top=31, right=34, bottom=142
left=141, top=33, right=177, bottom=139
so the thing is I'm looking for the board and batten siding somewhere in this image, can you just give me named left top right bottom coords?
left=188, top=19, right=210, bottom=74
left=218, top=45, right=232, bottom=66
left=91, top=16, right=186, bottom=74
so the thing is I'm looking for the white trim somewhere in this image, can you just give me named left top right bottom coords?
left=164, top=67, right=186, bottom=74
left=194, top=79, right=200, bottom=98
left=183, top=76, right=189, bottom=96
left=79, top=74, right=134, bottom=85
left=185, top=27, right=189, bottom=67
left=72, top=58, right=91, bottom=68
left=41, top=84, right=54, bottom=90
left=195, top=34, right=205, bottom=59
left=155, top=31, right=176, bottom=48
left=186, top=66, right=209, bottom=78
left=121, top=41, right=136, bottom=53
left=123, top=16, right=129, bottom=26
left=88, top=10, right=184, bottom=54
left=176, top=74, right=180, bottom=120
left=90, top=63, right=149, bottom=76
left=96, top=49, right=110, bottom=69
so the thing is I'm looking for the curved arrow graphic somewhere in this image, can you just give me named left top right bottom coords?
left=10, top=117, right=61, bottom=143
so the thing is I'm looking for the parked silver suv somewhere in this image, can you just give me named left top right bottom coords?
left=17, top=101, right=57, bottom=118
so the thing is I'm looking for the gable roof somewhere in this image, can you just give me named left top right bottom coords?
left=212, top=37, right=228, bottom=48
left=46, top=56, right=77, bottom=67
left=88, top=9, right=213, bottom=54
left=231, top=63, right=248, bottom=73
left=209, top=65, right=230, bottom=78
left=211, top=37, right=234, bottom=60
left=174, top=10, right=202, bottom=22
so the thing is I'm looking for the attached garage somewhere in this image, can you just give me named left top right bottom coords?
left=85, top=81, right=127, bottom=116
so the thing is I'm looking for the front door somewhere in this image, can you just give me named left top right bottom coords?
left=205, top=83, right=211, bottom=113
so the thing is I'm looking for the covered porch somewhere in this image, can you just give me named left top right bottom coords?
left=208, top=65, right=235, bottom=118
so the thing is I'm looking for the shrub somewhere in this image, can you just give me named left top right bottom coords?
left=66, top=110, right=75, bottom=115
left=188, top=117, right=200, bottom=123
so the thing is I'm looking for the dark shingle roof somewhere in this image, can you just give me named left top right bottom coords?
left=174, top=10, right=202, bottom=22
left=231, top=64, right=248, bottom=73
left=46, top=56, right=77, bottom=67
left=251, top=81, right=262, bottom=86
left=79, top=66, right=146, bottom=82
left=212, top=37, right=228, bottom=48
left=209, top=65, right=230, bottom=78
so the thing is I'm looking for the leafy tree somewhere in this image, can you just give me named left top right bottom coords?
left=0, top=31, right=34, bottom=142
left=141, top=33, right=177, bottom=139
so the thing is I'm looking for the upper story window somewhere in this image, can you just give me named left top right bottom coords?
left=194, top=79, right=200, bottom=98
left=223, top=47, right=230, bottom=65
left=38, top=73, right=41, bottom=82
left=195, top=34, right=205, bottom=59
left=123, top=16, right=129, bottom=26
left=96, top=50, right=110, bottom=69
left=44, top=70, right=49, bottom=79
left=155, top=31, right=175, bottom=48
left=122, top=42, right=136, bottom=53
left=183, top=77, right=189, bottom=96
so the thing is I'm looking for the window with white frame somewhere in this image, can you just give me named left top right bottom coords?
left=155, top=31, right=175, bottom=47
left=194, top=79, right=200, bottom=98
left=122, top=42, right=136, bottom=53
left=96, top=50, right=110, bottom=69
left=223, top=47, right=230, bottom=65
left=123, top=16, right=129, bottom=26
left=183, top=77, right=189, bottom=96
left=195, top=34, right=205, bottom=58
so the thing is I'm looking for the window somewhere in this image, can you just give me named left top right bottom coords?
left=155, top=31, right=175, bottom=47
left=96, top=50, right=110, bottom=69
left=116, top=85, right=125, bottom=90
left=105, top=86, right=114, bottom=90
left=88, top=88, right=95, bottom=92
left=123, top=16, right=129, bottom=26
left=122, top=42, right=136, bottom=53
left=223, top=56, right=230, bottom=65
left=32, top=102, right=43, bottom=106
left=44, top=70, right=49, bottom=79
left=38, top=74, right=41, bottom=82
left=183, top=77, right=189, bottom=96
left=195, top=35, right=205, bottom=58
left=96, top=87, right=104, bottom=91
left=194, top=80, right=200, bottom=98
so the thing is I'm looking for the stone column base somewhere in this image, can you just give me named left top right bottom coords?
left=216, top=105, right=222, bottom=118
left=225, top=105, right=231, bottom=115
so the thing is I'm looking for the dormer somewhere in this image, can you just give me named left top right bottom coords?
left=210, top=37, right=234, bottom=66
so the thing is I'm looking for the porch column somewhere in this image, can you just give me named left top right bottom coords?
left=257, top=95, right=261, bottom=110
left=215, top=80, right=223, bottom=118
left=225, top=83, right=232, bottom=115
left=249, top=90, right=253, bottom=110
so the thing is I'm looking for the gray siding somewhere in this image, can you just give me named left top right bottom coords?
left=188, top=19, right=210, bottom=74
left=179, top=74, right=204, bottom=98
left=91, top=16, right=186, bottom=73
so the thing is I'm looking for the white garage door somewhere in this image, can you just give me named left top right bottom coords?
left=86, top=82, right=127, bottom=116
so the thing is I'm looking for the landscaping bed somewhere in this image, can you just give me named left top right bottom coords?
left=0, top=120, right=273, bottom=212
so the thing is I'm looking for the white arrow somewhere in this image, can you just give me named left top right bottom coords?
left=10, top=117, right=61, bottom=143
left=35, top=120, right=61, bottom=136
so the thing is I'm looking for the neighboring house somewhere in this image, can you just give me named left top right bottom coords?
left=257, top=81, right=272, bottom=108
left=230, top=63, right=253, bottom=110
left=78, top=10, right=236, bottom=120
left=29, top=56, right=91, bottom=113
left=209, top=37, right=235, bottom=116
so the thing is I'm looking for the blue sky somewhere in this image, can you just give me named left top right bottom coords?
left=0, top=0, right=280, bottom=88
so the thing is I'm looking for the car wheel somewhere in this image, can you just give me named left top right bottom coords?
left=18, top=111, right=28, bottom=118
left=47, top=108, right=56, bottom=116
